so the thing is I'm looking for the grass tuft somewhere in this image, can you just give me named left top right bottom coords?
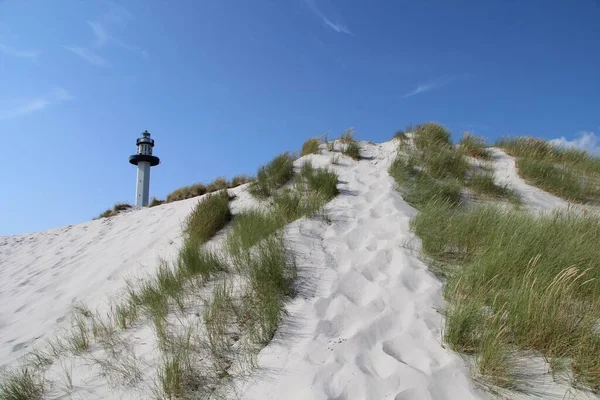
left=413, top=122, right=452, bottom=150
left=183, top=191, right=231, bottom=248
left=340, top=128, right=355, bottom=143
left=342, top=141, right=361, bottom=160
left=230, top=175, right=253, bottom=188
left=459, top=133, right=491, bottom=159
left=301, top=137, right=321, bottom=156
left=249, top=153, right=295, bottom=198
left=149, top=197, right=165, bottom=207
left=298, top=162, right=339, bottom=200
left=0, top=366, right=44, bottom=400
left=236, top=235, right=296, bottom=345
left=394, top=130, right=407, bottom=141
left=97, top=203, right=132, bottom=219
left=166, top=183, right=208, bottom=203
left=206, top=177, right=229, bottom=193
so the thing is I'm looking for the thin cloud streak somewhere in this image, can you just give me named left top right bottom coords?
left=304, top=0, right=353, bottom=35
left=0, top=87, right=73, bottom=120
left=0, top=44, right=39, bottom=59
left=64, top=46, right=111, bottom=68
left=87, top=21, right=109, bottom=47
left=403, top=74, right=469, bottom=98
left=66, top=5, right=146, bottom=67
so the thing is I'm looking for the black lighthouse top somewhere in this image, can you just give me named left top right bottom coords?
left=129, top=130, right=160, bottom=166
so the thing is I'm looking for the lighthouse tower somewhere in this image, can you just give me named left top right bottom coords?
left=129, top=130, right=160, bottom=207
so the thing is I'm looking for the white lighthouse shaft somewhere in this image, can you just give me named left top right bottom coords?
left=136, top=161, right=151, bottom=207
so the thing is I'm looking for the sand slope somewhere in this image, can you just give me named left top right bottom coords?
left=3, top=140, right=596, bottom=399
left=0, top=198, right=200, bottom=367
left=239, top=141, right=487, bottom=399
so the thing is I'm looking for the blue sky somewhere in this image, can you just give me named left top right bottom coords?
left=1, top=0, right=599, bottom=235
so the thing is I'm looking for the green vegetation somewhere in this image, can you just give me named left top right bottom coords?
left=413, top=122, right=452, bottom=150
left=206, top=177, right=229, bottom=193
left=467, top=170, right=518, bottom=202
left=497, top=136, right=600, bottom=204
left=249, top=153, right=295, bottom=198
left=340, top=128, right=355, bottom=143
left=333, top=127, right=362, bottom=160
left=298, top=162, right=339, bottom=200
left=459, top=133, right=491, bottom=160
left=342, top=141, right=361, bottom=160
left=230, top=174, right=253, bottom=188
left=149, top=197, right=165, bottom=207
left=386, top=123, right=600, bottom=392
left=165, top=175, right=253, bottom=204
left=390, top=122, right=514, bottom=208
left=394, top=129, right=407, bottom=141
left=0, top=366, right=44, bottom=400
left=2, top=140, right=338, bottom=398
left=96, top=203, right=132, bottom=219
left=301, top=137, right=321, bottom=156
left=236, top=235, right=295, bottom=345
left=183, top=191, right=231, bottom=248
left=412, top=202, right=600, bottom=390
left=166, top=183, right=208, bottom=203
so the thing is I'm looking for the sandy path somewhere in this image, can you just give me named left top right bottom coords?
left=489, top=148, right=569, bottom=212
left=239, top=142, right=487, bottom=400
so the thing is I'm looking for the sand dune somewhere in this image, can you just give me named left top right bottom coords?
left=1, top=140, right=593, bottom=399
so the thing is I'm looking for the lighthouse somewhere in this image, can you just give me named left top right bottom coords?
left=129, top=130, right=160, bottom=207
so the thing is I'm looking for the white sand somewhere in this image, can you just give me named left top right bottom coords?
left=1, top=140, right=596, bottom=399
left=236, top=142, right=487, bottom=399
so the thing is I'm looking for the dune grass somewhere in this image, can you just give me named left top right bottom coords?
left=149, top=197, right=165, bottom=207
left=497, top=136, right=600, bottom=204
left=206, top=177, right=229, bottom=193
left=411, top=202, right=600, bottom=390
left=394, top=129, right=407, bottom=141
left=166, top=183, right=208, bottom=203
left=459, top=133, right=491, bottom=160
left=389, top=155, right=462, bottom=208
left=467, top=170, right=519, bottom=202
left=183, top=191, right=231, bottom=248
left=340, top=128, right=355, bottom=143
left=386, top=124, right=600, bottom=391
left=236, top=235, right=295, bottom=345
left=2, top=148, right=338, bottom=398
left=297, top=162, right=339, bottom=200
left=230, top=174, right=253, bottom=188
left=165, top=175, right=251, bottom=204
left=0, top=366, right=45, bottom=400
left=390, top=123, right=515, bottom=208
left=413, top=122, right=452, bottom=150
left=301, top=137, right=321, bottom=156
left=342, top=141, right=361, bottom=160
left=248, top=153, right=296, bottom=199
left=97, top=203, right=132, bottom=219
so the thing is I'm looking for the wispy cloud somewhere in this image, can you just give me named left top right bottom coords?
left=65, top=4, right=146, bottom=67
left=0, top=87, right=73, bottom=120
left=403, top=74, right=469, bottom=98
left=64, top=46, right=111, bottom=68
left=304, top=0, right=353, bottom=35
left=549, top=131, right=600, bottom=155
left=87, top=21, right=109, bottom=47
left=0, top=44, right=39, bottom=59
